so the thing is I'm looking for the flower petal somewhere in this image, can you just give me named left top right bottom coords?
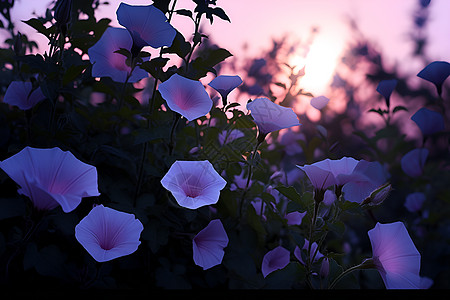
left=193, top=219, right=228, bottom=270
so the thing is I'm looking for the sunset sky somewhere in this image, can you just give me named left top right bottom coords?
left=4, top=0, right=450, bottom=96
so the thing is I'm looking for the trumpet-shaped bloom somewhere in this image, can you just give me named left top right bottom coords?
left=401, top=148, right=428, bottom=177
left=3, top=81, right=46, bottom=110
left=341, top=160, right=389, bottom=203
left=88, top=27, right=149, bottom=83
left=310, top=95, right=330, bottom=110
left=208, top=75, right=243, bottom=101
left=411, top=107, right=444, bottom=136
left=376, top=79, right=398, bottom=108
left=75, top=205, right=143, bottom=262
left=0, top=147, right=100, bottom=212
left=116, top=3, right=176, bottom=49
left=417, top=61, right=450, bottom=95
left=296, top=164, right=336, bottom=191
left=404, top=192, right=426, bottom=213
left=261, top=246, right=290, bottom=278
left=158, top=74, right=213, bottom=121
left=160, top=160, right=227, bottom=209
left=246, top=97, right=301, bottom=135
left=368, top=222, right=421, bottom=289
left=192, top=219, right=229, bottom=270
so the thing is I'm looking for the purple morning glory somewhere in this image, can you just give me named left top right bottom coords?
left=160, top=160, right=227, bottom=209
left=158, top=74, right=213, bottom=121
left=368, top=222, right=421, bottom=289
left=0, top=147, right=100, bottom=212
left=247, top=97, right=301, bottom=136
left=261, top=246, right=290, bottom=278
left=401, top=148, right=428, bottom=177
left=75, top=204, right=144, bottom=262
left=116, top=3, right=176, bottom=50
left=192, top=219, right=229, bottom=270
left=376, top=79, right=398, bottom=108
left=404, top=192, right=426, bottom=213
left=294, top=239, right=324, bottom=265
left=208, top=75, right=243, bottom=106
left=88, top=27, right=149, bottom=83
left=3, top=81, right=46, bottom=110
left=411, top=107, right=444, bottom=136
left=417, top=61, right=450, bottom=96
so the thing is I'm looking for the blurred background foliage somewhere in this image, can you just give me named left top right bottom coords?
left=0, top=0, right=448, bottom=290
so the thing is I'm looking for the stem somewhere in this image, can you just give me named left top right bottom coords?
left=328, top=258, right=375, bottom=289
left=168, top=112, right=181, bottom=155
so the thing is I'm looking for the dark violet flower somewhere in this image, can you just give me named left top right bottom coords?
left=88, top=27, right=149, bottom=83
left=75, top=204, right=143, bottom=262
left=158, top=74, right=213, bottom=121
left=417, top=61, right=450, bottom=96
left=310, top=95, right=330, bottom=110
left=116, top=2, right=176, bottom=50
left=294, top=239, right=324, bottom=265
left=296, top=164, right=336, bottom=192
left=261, top=246, right=290, bottom=278
left=411, top=107, right=445, bottom=136
left=0, top=147, right=100, bottom=212
left=53, top=0, right=72, bottom=28
left=208, top=75, right=243, bottom=106
left=192, top=219, right=229, bottom=270
left=160, top=160, right=227, bottom=209
left=401, top=148, right=428, bottom=177
left=341, top=160, right=389, bottom=203
left=308, top=157, right=360, bottom=187
left=404, top=192, right=426, bottom=213
left=376, top=79, right=397, bottom=108
left=368, top=222, right=421, bottom=289
left=285, top=211, right=306, bottom=226
left=3, top=81, right=46, bottom=110
left=247, top=97, right=301, bottom=136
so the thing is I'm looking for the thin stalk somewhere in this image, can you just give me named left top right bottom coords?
left=328, top=258, right=375, bottom=289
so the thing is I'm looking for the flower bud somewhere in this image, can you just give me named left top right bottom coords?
left=361, top=183, right=392, bottom=206
left=53, top=0, right=72, bottom=27
left=320, top=257, right=329, bottom=277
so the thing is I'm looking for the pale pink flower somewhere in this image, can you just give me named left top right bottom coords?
left=0, top=147, right=100, bottom=212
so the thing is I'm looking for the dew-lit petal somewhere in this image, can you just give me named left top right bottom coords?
left=0, top=147, right=100, bottom=213
left=160, top=160, right=226, bottom=209
left=401, top=148, right=428, bottom=178
left=192, top=219, right=229, bottom=270
left=117, top=3, right=176, bottom=49
left=247, top=97, right=301, bottom=135
left=88, top=27, right=148, bottom=83
left=368, top=222, right=421, bottom=289
left=75, top=205, right=143, bottom=262
left=411, top=107, right=444, bottom=136
left=261, top=246, right=290, bottom=278
left=158, top=74, right=213, bottom=121
left=310, top=95, right=330, bottom=110
left=3, top=81, right=46, bottom=110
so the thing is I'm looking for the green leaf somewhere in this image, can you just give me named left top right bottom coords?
left=140, top=57, right=170, bottom=80
left=62, top=63, right=88, bottom=86
left=176, top=9, right=193, bottom=19
left=211, top=7, right=231, bottom=22
left=22, top=18, right=54, bottom=39
left=276, top=185, right=302, bottom=203
left=188, top=48, right=232, bottom=79
left=161, top=30, right=191, bottom=59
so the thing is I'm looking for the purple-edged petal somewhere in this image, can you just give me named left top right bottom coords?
left=161, top=160, right=226, bottom=209
left=117, top=3, right=176, bottom=49
left=3, top=81, right=46, bottom=110
left=192, top=219, right=229, bottom=270
left=401, top=148, right=428, bottom=178
left=247, top=97, right=301, bottom=135
left=411, top=107, right=444, bottom=136
left=208, top=75, right=243, bottom=99
left=158, top=74, right=213, bottom=121
left=261, top=246, right=290, bottom=278
left=88, top=27, right=149, bottom=83
left=368, top=222, right=421, bottom=289
left=417, top=61, right=450, bottom=93
left=296, top=164, right=336, bottom=190
left=75, top=205, right=144, bottom=262
left=0, top=147, right=100, bottom=213
left=310, top=95, right=330, bottom=110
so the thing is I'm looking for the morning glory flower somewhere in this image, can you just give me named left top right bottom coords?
left=192, top=219, right=229, bottom=270
left=296, top=164, right=336, bottom=192
left=88, top=27, right=149, bottom=83
left=3, top=81, right=46, bottom=110
left=376, top=79, right=398, bottom=108
left=310, top=95, right=330, bottom=110
left=368, top=222, right=421, bottom=289
left=218, top=129, right=244, bottom=145
left=160, top=160, right=227, bottom=209
left=246, top=97, right=301, bottom=138
left=208, top=75, right=243, bottom=106
left=401, top=148, right=428, bottom=177
left=404, top=192, right=426, bottom=213
left=285, top=211, right=307, bottom=226
left=0, top=147, right=100, bottom=212
left=294, top=239, right=324, bottom=265
left=116, top=2, right=176, bottom=50
left=75, top=205, right=144, bottom=262
left=417, top=61, right=450, bottom=96
left=411, top=107, right=445, bottom=136
left=158, top=74, right=213, bottom=121
left=261, top=246, right=290, bottom=278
